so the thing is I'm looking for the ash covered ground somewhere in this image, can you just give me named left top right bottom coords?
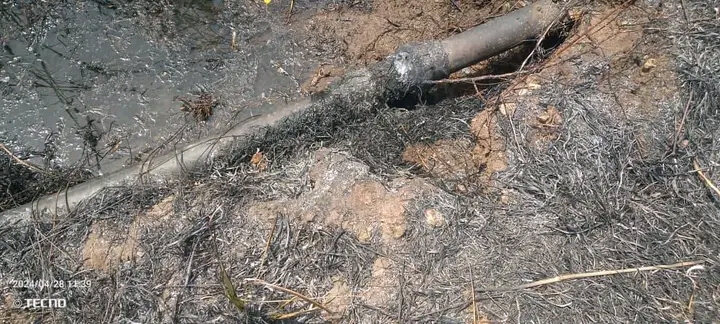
left=1, top=0, right=720, bottom=323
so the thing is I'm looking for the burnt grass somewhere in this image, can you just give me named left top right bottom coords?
left=2, top=0, right=720, bottom=323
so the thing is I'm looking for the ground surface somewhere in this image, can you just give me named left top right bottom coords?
left=2, top=0, right=720, bottom=323
left=0, top=0, right=348, bottom=209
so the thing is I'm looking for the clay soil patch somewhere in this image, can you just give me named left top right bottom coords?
left=301, top=0, right=509, bottom=65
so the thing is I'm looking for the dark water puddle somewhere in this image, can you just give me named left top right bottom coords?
left=0, top=0, right=330, bottom=177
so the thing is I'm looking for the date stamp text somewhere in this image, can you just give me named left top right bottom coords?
left=4, top=278, right=92, bottom=290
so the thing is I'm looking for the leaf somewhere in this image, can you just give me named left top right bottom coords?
left=264, top=0, right=271, bottom=5
left=220, top=263, right=246, bottom=311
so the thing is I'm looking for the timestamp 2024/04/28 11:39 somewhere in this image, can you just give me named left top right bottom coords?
left=4, top=278, right=94, bottom=309
left=6, top=278, right=93, bottom=290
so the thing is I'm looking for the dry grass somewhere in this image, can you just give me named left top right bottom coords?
left=2, top=0, right=720, bottom=323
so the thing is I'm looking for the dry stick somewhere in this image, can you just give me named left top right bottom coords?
left=673, top=92, right=693, bottom=154
left=680, top=0, right=690, bottom=24
left=362, top=303, right=395, bottom=319
left=246, top=278, right=334, bottom=314
left=693, top=159, right=720, bottom=198
left=427, top=71, right=525, bottom=84
left=470, top=268, right=479, bottom=324
left=397, top=262, right=406, bottom=322
left=0, top=143, right=46, bottom=174
left=687, top=288, right=696, bottom=315
left=285, top=0, right=294, bottom=23
left=504, top=0, right=570, bottom=75
left=411, top=295, right=497, bottom=322
left=273, top=307, right=318, bottom=320
left=476, top=260, right=704, bottom=293
left=256, top=215, right=278, bottom=278
left=517, top=14, right=557, bottom=73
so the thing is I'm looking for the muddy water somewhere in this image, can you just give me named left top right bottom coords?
left=0, top=0, right=334, bottom=176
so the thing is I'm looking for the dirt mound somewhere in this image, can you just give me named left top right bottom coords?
left=401, top=108, right=508, bottom=191
left=247, top=148, right=439, bottom=244
left=81, top=195, right=179, bottom=271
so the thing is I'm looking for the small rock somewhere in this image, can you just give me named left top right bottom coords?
left=389, top=223, right=406, bottom=239
left=536, top=105, right=562, bottom=126
left=500, top=189, right=511, bottom=204
left=499, top=102, right=517, bottom=116
left=568, top=8, right=584, bottom=21
left=324, top=277, right=352, bottom=318
left=357, top=226, right=373, bottom=243
left=424, top=208, right=445, bottom=227
left=642, top=58, right=657, bottom=73
left=250, top=149, right=268, bottom=171
left=680, top=139, right=689, bottom=149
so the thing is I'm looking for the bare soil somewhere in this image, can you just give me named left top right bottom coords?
left=2, top=0, right=719, bottom=323
left=68, top=4, right=708, bottom=321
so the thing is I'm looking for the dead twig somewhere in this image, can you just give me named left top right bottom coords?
left=517, top=15, right=556, bottom=72
left=449, top=0, right=462, bottom=12
left=693, top=159, right=720, bottom=198
left=672, top=93, right=693, bottom=154
left=0, top=143, right=47, bottom=174
left=427, top=71, right=525, bottom=84
left=470, top=268, right=478, bottom=324
left=477, top=260, right=704, bottom=293
left=246, top=278, right=334, bottom=314
left=680, top=0, right=690, bottom=24
left=255, top=215, right=278, bottom=278
left=285, top=0, right=294, bottom=23
left=272, top=307, right=319, bottom=320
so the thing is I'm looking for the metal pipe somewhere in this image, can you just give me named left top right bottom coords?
left=0, top=98, right=312, bottom=224
left=442, top=0, right=563, bottom=72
